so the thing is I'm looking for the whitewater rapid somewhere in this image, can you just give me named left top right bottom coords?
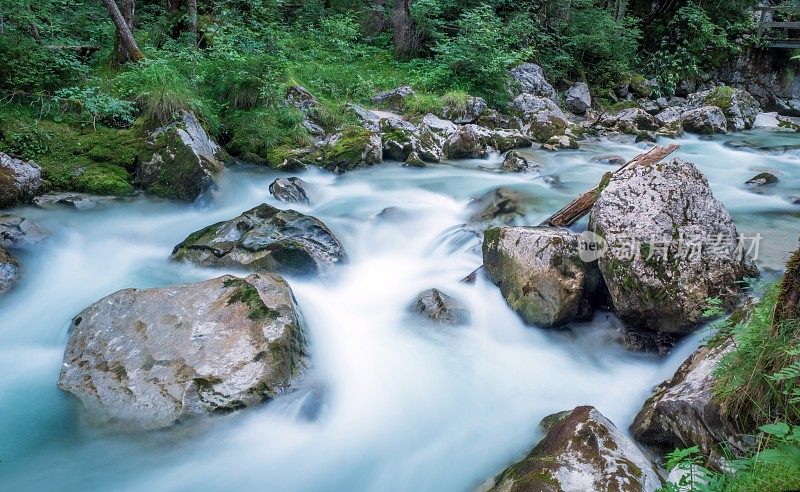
left=0, top=131, right=798, bottom=491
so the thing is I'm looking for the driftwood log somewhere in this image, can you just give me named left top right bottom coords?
left=540, top=144, right=680, bottom=227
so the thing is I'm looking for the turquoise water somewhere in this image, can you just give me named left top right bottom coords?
left=0, top=131, right=798, bottom=491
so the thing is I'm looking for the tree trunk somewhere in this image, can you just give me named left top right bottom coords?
left=773, top=244, right=800, bottom=326
left=114, top=0, right=135, bottom=62
left=27, top=5, right=41, bottom=43
left=167, top=0, right=181, bottom=13
left=364, top=0, right=388, bottom=36
left=392, top=0, right=419, bottom=59
left=187, top=0, right=197, bottom=36
left=102, top=0, right=144, bottom=64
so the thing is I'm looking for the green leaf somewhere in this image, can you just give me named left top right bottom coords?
left=760, top=422, right=790, bottom=437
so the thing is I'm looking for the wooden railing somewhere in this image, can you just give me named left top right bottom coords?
left=757, top=5, right=800, bottom=49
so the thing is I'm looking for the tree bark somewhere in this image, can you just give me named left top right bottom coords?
left=102, top=0, right=144, bottom=64
left=27, top=5, right=41, bottom=43
left=364, top=0, right=389, bottom=35
left=392, top=0, right=418, bottom=59
left=540, top=144, right=680, bottom=227
left=167, top=0, right=181, bottom=13
left=187, top=0, right=197, bottom=35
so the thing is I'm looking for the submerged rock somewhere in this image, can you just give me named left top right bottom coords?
left=590, top=158, right=757, bottom=333
left=489, top=406, right=662, bottom=492
left=469, top=188, right=525, bottom=225
left=0, top=247, right=20, bottom=295
left=541, top=134, right=579, bottom=151
left=564, top=82, right=591, bottom=115
left=508, top=63, right=557, bottom=102
left=0, top=152, right=43, bottom=208
left=501, top=151, right=538, bottom=173
left=57, top=274, right=307, bottom=430
left=33, top=193, right=98, bottom=210
left=482, top=227, right=600, bottom=327
left=590, top=154, right=626, bottom=167
left=680, top=106, right=727, bottom=134
left=172, top=204, right=346, bottom=277
left=0, top=215, right=46, bottom=249
left=745, top=172, right=778, bottom=187
left=269, top=177, right=309, bottom=205
left=138, top=111, right=228, bottom=201
left=409, top=288, right=469, bottom=326
left=631, top=340, right=743, bottom=458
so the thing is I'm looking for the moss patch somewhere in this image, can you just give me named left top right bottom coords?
left=223, top=277, right=280, bottom=322
left=704, top=86, right=735, bottom=111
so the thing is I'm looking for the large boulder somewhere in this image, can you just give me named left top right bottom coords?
left=380, top=117, right=443, bottom=163
left=655, top=107, right=684, bottom=127
left=482, top=227, right=600, bottom=327
left=286, top=85, right=325, bottom=137
left=469, top=188, right=526, bottom=225
left=512, top=94, right=568, bottom=142
left=409, top=288, right=469, bottom=326
left=688, top=87, right=760, bottom=131
left=489, top=406, right=662, bottom=492
left=308, top=127, right=382, bottom=173
left=0, top=153, right=43, bottom=208
left=420, top=113, right=458, bottom=138
left=269, top=177, right=309, bottom=205
left=564, top=82, right=592, bottom=115
left=508, top=63, right=557, bottom=102
left=589, top=159, right=757, bottom=333
left=443, top=125, right=531, bottom=159
left=609, top=108, right=660, bottom=134
left=57, top=274, right=307, bottom=430
left=680, top=106, right=727, bottom=134
left=138, top=111, right=228, bottom=201
left=442, top=96, right=488, bottom=124
left=172, top=204, right=346, bottom=277
left=0, top=214, right=46, bottom=249
left=501, top=151, right=538, bottom=173
left=631, top=340, right=744, bottom=459
left=0, top=247, right=20, bottom=295
left=371, top=85, right=415, bottom=111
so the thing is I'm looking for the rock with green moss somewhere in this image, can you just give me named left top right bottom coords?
left=680, top=106, right=727, bottom=134
left=512, top=94, right=568, bottom=142
left=138, top=111, right=228, bottom=201
left=501, top=151, right=538, bottom=173
left=688, top=87, right=760, bottom=131
left=308, top=127, right=382, bottom=173
left=172, top=203, right=346, bottom=277
left=482, top=226, right=601, bottom=327
left=540, top=134, right=579, bottom=151
left=0, top=246, right=20, bottom=295
left=0, top=152, right=43, bottom=208
left=57, top=273, right=307, bottom=430
left=589, top=158, right=758, bottom=334
left=443, top=125, right=531, bottom=159
left=602, top=108, right=659, bottom=135
left=371, top=86, right=415, bottom=111
left=380, top=117, right=443, bottom=163
left=631, top=340, right=743, bottom=461
left=441, top=95, right=487, bottom=124
left=488, top=405, right=662, bottom=492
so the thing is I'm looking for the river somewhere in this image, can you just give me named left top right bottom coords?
left=0, top=131, right=798, bottom=491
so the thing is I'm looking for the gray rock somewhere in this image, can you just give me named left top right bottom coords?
left=639, top=98, right=660, bottom=115
left=409, top=288, right=469, bottom=326
left=745, top=172, right=778, bottom=187
left=420, top=113, right=458, bottom=138
left=469, top=188, right=525, bottom=225
left=590, top=154, right=626, bottom=166
left=590, top=158, right=757, bottom=333
left=631, top=340, right=744, bottom=458
left=680, top=106, right=727, bottom=134
left=655, top=97, right=670, bottom=110
left=0, top=152, right=43, bottom=208
left=347, top=104, right=382, bottom=132
left=442, top=96, right=487, bottom=124
left=380, top=118, right=443, bottom=163
left=33, top=193, right=98, bottom=210
left=308, top=127, right=383, bottom=173
left=612, top=108, right=660, bottom=133
left=675, top=79, right=697, bottom=97
left=57, top=274, right=307, bottom=430
left=687, top=88, right=761, bottom=131
left=371, top=86, right=415, bottom=110
left=482, top=227, right=600, bottom=327
left=541, top=134, right=579, bottom=151
left=508, top=63, right=557, bottom=102
left=512, top=94, right=568, bottom=142
left=565, top=82, right=592, bottom=115
left=489, top=406, right=662, bottom=492
left=501, top=150, right=537, bottom=173
left=172, top=203, right=346, bottom=277
left=442, top=125, right=531, bottom=159
left=0, top=215, right=47, bottom=249
left=655, top=107, right=684, bottom=127
left=286, top=85, right=320, bottom=112
left=139, top=111, right=228, bottom=201
left=0, top=247, right=20, bottom=295
left=667, top=97, right=687, bottom=108
left=269, top=177, right=309, bottom=204
left=542, top=175, right=562, bottom=187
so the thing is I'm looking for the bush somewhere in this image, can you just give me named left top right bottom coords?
left=53, top=87, right=137, bottom=128
left=223, top=106, right=311, bottom=165
left=0, top=36, right=88, bottom=96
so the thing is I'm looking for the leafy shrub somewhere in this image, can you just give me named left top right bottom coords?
left=223, top=106, right=311, bottom=165
left=53, top=87, right=137, bottom=128
left=0, top=36, right=88, bottom=95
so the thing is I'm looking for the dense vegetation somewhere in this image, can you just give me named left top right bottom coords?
left=0, top=0, right=767, bottom=194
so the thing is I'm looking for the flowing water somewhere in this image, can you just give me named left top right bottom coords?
left=0, top=131, right=799, bottom=491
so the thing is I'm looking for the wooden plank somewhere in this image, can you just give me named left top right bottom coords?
left=760, top=21, right=800, bottom=29
left=766, top=41, right=800, bottom=49
left=540, top=144, right=680, bottom=228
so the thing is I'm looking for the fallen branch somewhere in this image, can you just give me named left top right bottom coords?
left=540, top=143, right=680, bottom=227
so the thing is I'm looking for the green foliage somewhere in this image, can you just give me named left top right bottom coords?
left=713, top=283, right=800, bottom=430
left=223, top=107, right=311, bottom=165
left=52, top=87, right=137, bottom=129
left=0, top=36, right=89, bottom=96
